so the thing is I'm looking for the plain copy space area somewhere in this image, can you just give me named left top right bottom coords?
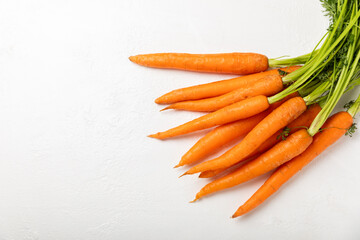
left=0, top=0, right=359, bottom=239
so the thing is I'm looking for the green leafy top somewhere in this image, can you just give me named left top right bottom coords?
left=345, top=123, right=357, bottom=137
left=320, top=0, right=339, bottom=23
left=344, top=100, right=355, bottom=110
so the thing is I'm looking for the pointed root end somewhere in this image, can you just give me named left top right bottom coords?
left=232, top=209, right=245, bottom=218
left=160, top=106, right=171, bottom=112
left=198, top=173, right=206, bottom=178
left=147, top=133, right=161, bottom=139
left=173, top=164, right=181, bottom=168
left=178, top=172, right=189, bottom=178
left=155, top=97, right=168, bottom=105
left=129, top=56, right=135, bottom=62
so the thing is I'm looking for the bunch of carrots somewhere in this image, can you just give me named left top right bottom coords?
left=129, top=0, right=360, bottom=217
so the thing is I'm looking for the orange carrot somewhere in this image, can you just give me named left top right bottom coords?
left=129, top=52, right=268, bottom=75
left=199, top=169, right=225, bottom=179
left=232, top=111, right=353, bottom=217
left=176, top=93, right=300, bottom=168
left=198, top=155, right=260, bottom=179
left=192, top=129, right=313, bottom=202
left=163, top=75, right=284, bottom=112
left=175, top=110, right=270, bottom=168
left=183, top=97, right=307, bottom=175
left=198, top=103, right=321, bottom=178
left=155, top=66, right=301, bottom=104
left=148, top=95, right=270, bottom=140
left=287, top=104, right=322, bottom=131
left=267, top=92, right=300, bottom=110
left=254, top=103, right=322, bottom=153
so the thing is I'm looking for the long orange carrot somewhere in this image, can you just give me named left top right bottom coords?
left=163, top=75, right=284, bottom=112
left=176, top=93, right=300, bottom=168
left=129, top=52, right=268, bottom=75
left=198, top=103, right=322, bottom=178
left=148, top=95, right=270, bottom=140
left=183, top=97, right=307, bottom=175
left=192, top=129, right=313, bottom=202
left=232, top=111, right=353, bottom=217
left=155, top=66, right=301, bottom=104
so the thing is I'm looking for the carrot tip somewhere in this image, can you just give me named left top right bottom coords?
left=189, top=198, right=198, bottom=203
left=160, top=106, right=171, bottom=112
left=173, top=164, right=181, bottom=168
left=178, top=172, right=188, bottom=178
left=147, top=134, right=160, bottom=139
left=129, top=56, right=135, bottom=62
left=155, top=97, right=168, bottom=105
left=232, top=209, right=245, bottom=218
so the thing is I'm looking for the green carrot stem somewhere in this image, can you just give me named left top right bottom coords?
left=268, top=51, right=318, bottom=67
left=348, top=94, right=360, bottom=117
left=269, top=4, right=360, bottom=105
left=308, top=3, right=360, bottom=136
left=303, top=81, right=332, bottom=105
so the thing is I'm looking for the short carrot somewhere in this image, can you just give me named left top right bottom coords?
left=198, top=103, right=321, bottom=178
left=192, top=129, right=313, bottom=202
left=183, top=97, right=307, bottom=175
left=176, top=93, right=300, bottom=168
left=232, top=111, right=353, bottom=217
left=163, top=75, right=284, bottom=112
left=148, top=95, right=270, bottom=140
left=129, top=52, right=269, bottom=75
left=155, top=66, right=300, bottom=104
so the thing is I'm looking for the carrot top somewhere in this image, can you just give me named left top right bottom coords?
left=268, top=1, right=360, bottom=105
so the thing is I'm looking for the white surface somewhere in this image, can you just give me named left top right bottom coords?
left=0, top=0, right=359, bottom=239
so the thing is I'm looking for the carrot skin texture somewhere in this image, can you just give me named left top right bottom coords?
left=287, top=104, right=322, bottom=132
left=254, top=103, right=322, bottom=154
left=198, top=154, right=261, bottom=178
left=198, top=104, right=321, bottom=178
left=193, top=129, right=313, bottom=201
left=176, top=110, right=270, bottom=167
left=129, top=52, right=268, bottom=75
left=199, top=169, right=224, bottom=178
left=184, top=97, right=307, bottom=174
left=177, top=93, right=301, bottom=168
left=155, top=66, right=301, bottom=104
left=267, top=92, right=300, bottom=110
left=233, top=111, right=353, bottom=217
left=164, top=75, right=284, bottom=112
left=148, top=96, right=270, bottom=140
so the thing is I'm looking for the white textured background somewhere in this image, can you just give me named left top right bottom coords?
left=0, top=0, right=359, bottom=239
